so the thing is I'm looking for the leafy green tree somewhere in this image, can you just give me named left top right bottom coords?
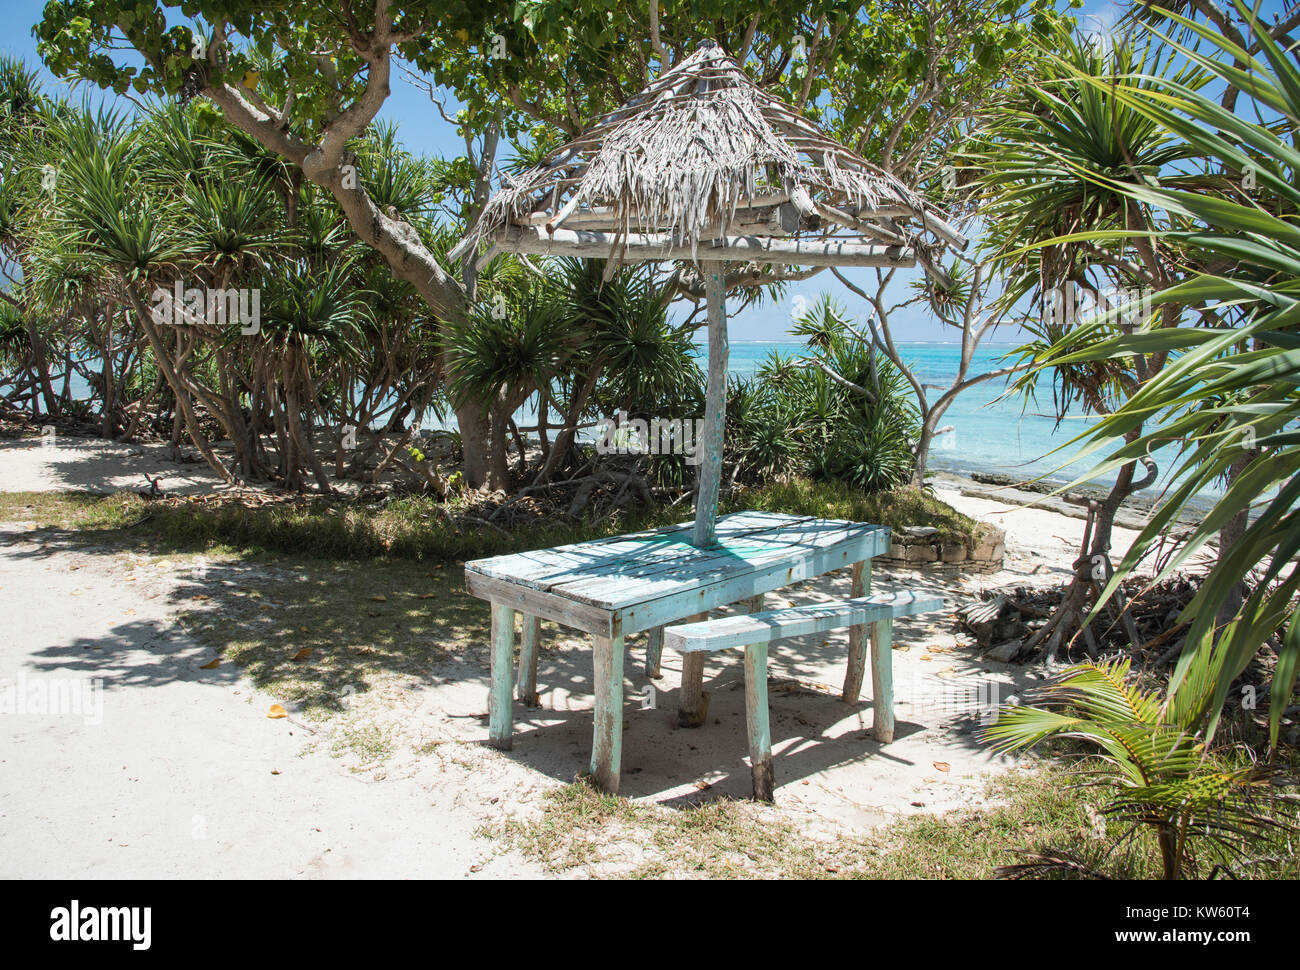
left=32, top=0, right=1075, bottom=487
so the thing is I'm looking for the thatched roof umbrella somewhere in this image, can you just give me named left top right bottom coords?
left=455, top=40, right=966, bottom=547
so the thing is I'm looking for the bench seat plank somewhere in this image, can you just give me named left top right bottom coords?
left=663, top=591, right=944, bottom=653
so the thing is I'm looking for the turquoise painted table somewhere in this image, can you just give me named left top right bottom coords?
left=463, top=510, right=891, bottom=793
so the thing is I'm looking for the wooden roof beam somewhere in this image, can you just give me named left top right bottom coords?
left=493, top=225, right=916, bottom=268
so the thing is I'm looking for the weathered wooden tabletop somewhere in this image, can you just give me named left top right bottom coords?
left=465, top=511, right=889, bottom=637
left=463, top=510, right=891, bottom=792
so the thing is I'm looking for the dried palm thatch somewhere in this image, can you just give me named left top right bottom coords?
left=454, top=40, right=966, bottom=268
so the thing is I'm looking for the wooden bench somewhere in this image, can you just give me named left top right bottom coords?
left=663, top=591, right=945, bottom=801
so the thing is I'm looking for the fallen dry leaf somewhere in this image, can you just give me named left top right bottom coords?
left=267, top=704, right=287, bottom=719
left=370, top=594, right=387, bottom=602
left=291, top=648, right=312, bottom=662
left=933, top=761, right=951, bottom=772
left=199, top=658, right=220, bottom=670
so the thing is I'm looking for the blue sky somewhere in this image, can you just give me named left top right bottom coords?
left=2, top=0, right=1280, bottom=341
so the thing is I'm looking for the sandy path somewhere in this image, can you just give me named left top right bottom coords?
left=0, top=525, right=545, bottom=879
left=0, top=437, right=231, bottom=496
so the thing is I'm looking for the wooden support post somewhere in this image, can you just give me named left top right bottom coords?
left=745, top=641, right=774, bottom=802
left=677, top=612, right=710, bottom=727
left=590, top=634, right=625, bottom=793
left=840, top=560, right=871, bottom=702
left=692, top=262, right=728, bottom=548
left=644, top=625, right=664, bottom=679
left=870, top=617, right=895, bottom=743
left=516, top=614, right=542, bottom=706
left=745, top=593, right=765, bottom=613
left=488, top=602, right=516, bottom=750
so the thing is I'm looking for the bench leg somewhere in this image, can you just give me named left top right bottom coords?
left=515, top=614, right=542, bottom=706
left=870, top=617, right=895, bottom=743
left=745, top=641, right=774, bottom=802
left=488, top=603, right=516, bottom=750
left=644, top=626, right=664, bottom=679
left=745, top=593, right=765, bottom=613
left=677, top=612, right=710, bottom=727
left=590, top=634, right=625, bottom=793
left=678, top=653, right=709, bottom=727
left=840, top=560, right=871, bottom=702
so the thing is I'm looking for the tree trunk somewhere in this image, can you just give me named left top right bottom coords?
left=457, top=398, right=491, bottom=489
left=535, top=363, right=603, bottom=486
left=487, top=403, right=511, bottom=492
left=910, top=421, right=935, bottom=487
left=1023, top=444, right=1143, bottom=661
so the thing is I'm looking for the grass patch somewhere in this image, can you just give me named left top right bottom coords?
left=176, top=558, right=483, bottom=718
left=0, top=477, right=983, bottom=563
left=483, top=765, right=1299, bottom=879
left=0, top=490, right=687, bottom=562
left=729, top=479, right=987, bottom=548
left=329, top=722, right=397, bottom=767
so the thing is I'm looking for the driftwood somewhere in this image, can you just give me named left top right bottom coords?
left=959, top=575, right=1208, bottom=665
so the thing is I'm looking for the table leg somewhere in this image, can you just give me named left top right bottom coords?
left=516, top=614, right=542, bottom=707
left=590, top=634, right=625, bottom=793
left=488, top=602, right=516, bottom=750
left=745, top=641, right=773, bottom=802
left=644, top=626, right=664, bottom=679
left=870, top=617, right=895, bottom=743
left=841, top=560, right=871, bottom=702
left=676, top=612, right=710, bottom=728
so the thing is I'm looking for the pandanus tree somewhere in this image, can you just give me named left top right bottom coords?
left=0, top=59, right=77, bottom=420
left=1013, top=1, right=1300, bottom=746
left=254, top=259, right=367, bottom=493
left=447, top=273, right=570, bottom=490
left=971, top=28, right=1213, bottom=660
left=731, top=296, right=919, bottom=491
left=14, top=93, right=417, bottom=493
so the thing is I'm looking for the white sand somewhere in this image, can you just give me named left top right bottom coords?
left=0, top=438, right=1169, bottom=877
